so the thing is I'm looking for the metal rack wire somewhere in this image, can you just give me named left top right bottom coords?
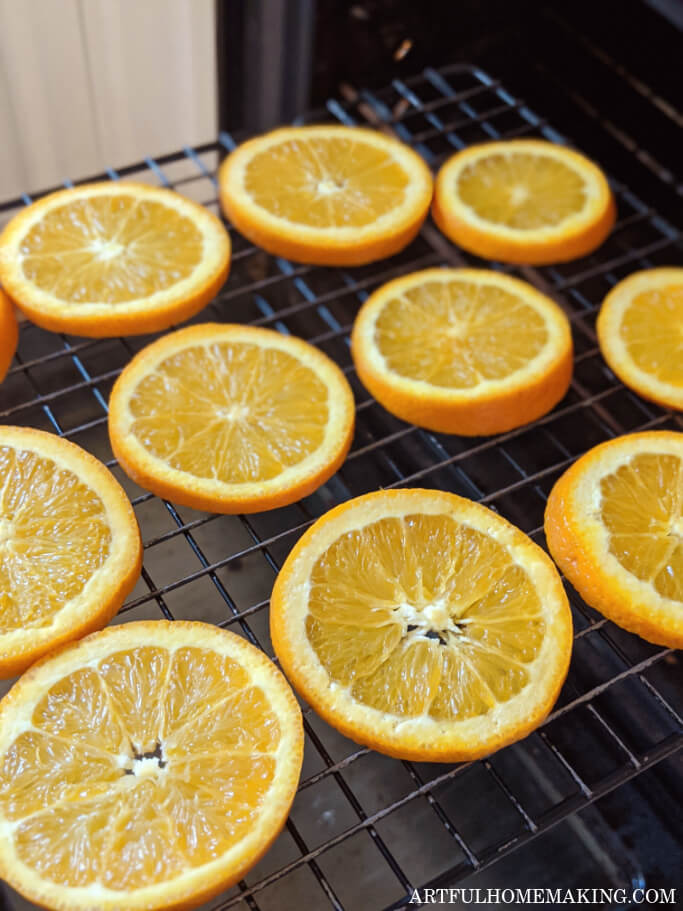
left=0, top=63, right=681, bottom=911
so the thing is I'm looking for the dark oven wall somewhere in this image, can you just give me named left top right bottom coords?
left=311, top=0, right=682, bottom=226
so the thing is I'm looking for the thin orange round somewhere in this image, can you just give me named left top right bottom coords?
left=351, top=268, right=573, bottom=435
left=219, top=125, right=433, bottom=266
left=0, top=620, right=303, bottom=911
left=0, top=183, right=230, bottom=338
left=108, top=323, right=356, bottom=514
left=0, top=289, right=18, bottom=382
left=0, top=426, right=142, bottom=677
left=596, top=267, right=683, bottom=411
left=545, top=431, right=683, bottom=648
left=272, top=488, right=572, bottom=762
left=433, top=139, right=616, bottom=264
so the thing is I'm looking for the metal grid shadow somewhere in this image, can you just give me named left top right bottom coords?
left=0, top=63, right=681, bottom=911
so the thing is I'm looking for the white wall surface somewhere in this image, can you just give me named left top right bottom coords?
left=0, top=0, right=217, bottom=200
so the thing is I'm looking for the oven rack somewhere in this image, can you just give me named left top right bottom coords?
left=0, top=63, right=681, bottom=911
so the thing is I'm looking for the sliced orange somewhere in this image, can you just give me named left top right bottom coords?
left=0, top=620, right=303, bottom=911
left=271, top=488, right=572, bottom=762
left=109, top=323, right=355, bottom=513
left=545, top=431, right=683, bottom=648
left=0, top=426, right=141, bottom=677
left=218, top=125, right=433, bottom=265
left=0, top=183, right=230, bottom=338
left=433, top=140, right=615, bottom=264
left=351, top=268, right=572, bottom=435
left=0, top=289, right=18, bottom=382
left=596, top=268, right=683, bottom=411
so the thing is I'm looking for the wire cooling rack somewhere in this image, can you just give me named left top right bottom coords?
left=0, top=64, right=681, bottom=911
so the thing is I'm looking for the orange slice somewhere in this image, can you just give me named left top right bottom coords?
left=271, top=488, right=572, bottom=761
left=0, top=289, right=18, bottom=382
left=596, top=268, right=683, bottom=411
left=433, top=140, right=615, bottom=264
left=218, top=125, right=433, bottom=265
left=351, top=268, right=572, bottom=435
left=109, top=323, right=355, bottom=513
left=0, top=620, right=303, bottom=911
left=0, top=426, right=141, bottom=677
left=0, top=183, right=230, bottom=338
left=545, top=431, right=683, bottom=648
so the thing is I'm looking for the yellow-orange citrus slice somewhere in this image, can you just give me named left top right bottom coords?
left=351, top=268, right=572, bottom=435
left=0, top=620, right=303, bottom=911
left=271, top=488, right=572, bottom=761
left=0, top=183, right=230, bottom=338
left=433, top=140, right=615, bottom=264
left=0, top=289, right=18, bottom=382
left=109, top=323, right=355, bottom=513
left=0, top=426, right=141, bottom=677
left=218, top=125, right=433, bottom=265
left=596, top=268, right=683, bottom=411
left=545, top=431, right=683, bottom=648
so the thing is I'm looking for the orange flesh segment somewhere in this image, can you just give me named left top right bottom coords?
left=457, top=152, right=588, bottom=229
left=19, top=196, right=203, bottom=303
left=244, top=136, right=411, bottom=228
left=128, top=342, right=329, bottom=482
left=619, top=284, right=683, bottom=386
left=305, top=514, right=544, bottom=720
left=374, top=279, right=548, bottom=388
left=0, top=446, right=111, bottom=632
left=0, top=645, right=281, bottom=887
left=600, top=453, right=683, bottom=601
